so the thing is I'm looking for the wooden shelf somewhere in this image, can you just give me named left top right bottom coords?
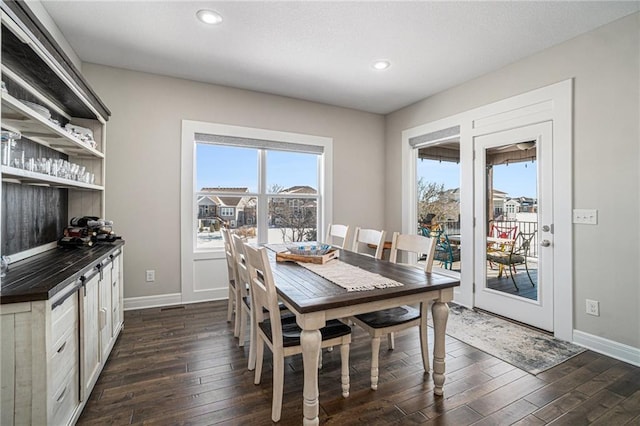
left=1, top=93, right=104, bottom=159
left=1, top=165, right=104, bottom=191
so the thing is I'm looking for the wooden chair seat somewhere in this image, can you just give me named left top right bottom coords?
left=354, top=305, right=420, bottom=328
left=259, top=317, right=352, bottom=348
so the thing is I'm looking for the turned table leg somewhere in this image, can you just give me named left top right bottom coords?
left=431, top=301, right=449, bottom=396
left=301, top=329, right=321, bottom=426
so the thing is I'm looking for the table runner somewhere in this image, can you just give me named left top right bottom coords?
left=267, top=244, right=404, bottom=292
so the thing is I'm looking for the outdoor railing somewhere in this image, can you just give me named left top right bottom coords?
left=418, top=219, right=539, bottom=258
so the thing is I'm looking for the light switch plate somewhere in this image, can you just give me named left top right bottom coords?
left=573, top=209, right=598, bottom=225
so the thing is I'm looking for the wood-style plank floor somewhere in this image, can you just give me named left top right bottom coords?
left=77, top=301, right=640, bottom=425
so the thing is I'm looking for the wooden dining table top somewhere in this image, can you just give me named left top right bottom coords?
left=265, top=247, right=460, bottom=314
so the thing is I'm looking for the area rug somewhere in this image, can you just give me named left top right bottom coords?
left=434, top=304, right=585, bottom=375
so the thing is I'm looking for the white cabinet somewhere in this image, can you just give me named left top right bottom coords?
left=48, top=293, right=80, bottom=426
left=0, top=284, right=81, bottom=425
left=80, top=271, right=101, bottom=399
left=0, top=246, right=125, bottom=425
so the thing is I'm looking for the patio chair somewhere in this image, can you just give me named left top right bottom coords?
left=243, top=243, right=352, bottom=422
left=350, top=231, right=436, bottom=390
left=423, top=226, right=459, bottom=270
left=487, top=222, right=518, bottom=270
left=486, top=230, right=536, bottom=291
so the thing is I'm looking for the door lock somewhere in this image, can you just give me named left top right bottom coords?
left=541, top=240, right=551, bottom=247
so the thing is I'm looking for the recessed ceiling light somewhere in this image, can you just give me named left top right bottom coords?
left=197, top=9, right=223, bottom=25
left=372, top=60, right=391, bottom=70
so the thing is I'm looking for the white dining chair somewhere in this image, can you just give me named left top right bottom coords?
left=352, top=227, right=386, bottom=259
left=221, top=227, right=243, bottom=337
left=243, top=243, right=352, bottom=422
left=326, top=223, right=351, bottom=249
left=350, top=231, right=437, bottom=390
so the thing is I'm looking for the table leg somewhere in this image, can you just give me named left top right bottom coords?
left=431, top=301, right=449, bottom=396
left=301, top=329, right=321, bottom=426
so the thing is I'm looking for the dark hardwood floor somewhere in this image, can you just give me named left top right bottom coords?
left=77, top=301, right=640, bottom=425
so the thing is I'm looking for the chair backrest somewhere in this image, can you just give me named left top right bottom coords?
left=326, top=224, right=351, bottom=249
left=489, top=222, right=518, bottom=240
left=221, top=227, right=237, bottom=283
left=389, top=232, right=437, bottom=272
left=513, top=230, right=536, bottom=256
left=232, top=234, right=250, bottom=298
left=243, top=244, right=283, bottom=346
left=352, top=227, right=386, bottom=259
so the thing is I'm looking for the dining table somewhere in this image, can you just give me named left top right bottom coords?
left=265, top=246, right=461, bottom=425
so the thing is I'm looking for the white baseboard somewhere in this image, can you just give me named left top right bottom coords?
left=573, top=330, right=640, bottom=367
left=124, top=290, right=230, bottom=311
left=124, top=293, right=183, bottom=310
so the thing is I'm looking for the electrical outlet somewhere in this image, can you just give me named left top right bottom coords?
left=586, top=299, right=599, bottom=316
left=573, top=209, right=598, bottom=225
left=145, top=270, right=155, bottom=282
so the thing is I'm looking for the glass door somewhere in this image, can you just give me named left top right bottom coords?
left=416, top=140, right=461, bottom=273
left=474, top=122, right=554, bottom=331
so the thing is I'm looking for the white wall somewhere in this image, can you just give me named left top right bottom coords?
left=82, top=64, right=385, bottom=299
left=385, top=13, right=640, bottom=349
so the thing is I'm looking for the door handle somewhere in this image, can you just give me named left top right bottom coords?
left=541, top=240, right=551, bottom=247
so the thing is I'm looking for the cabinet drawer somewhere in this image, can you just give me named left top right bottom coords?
left=49, top=328, right=78, bottom=393
left=51, top=293, right=78, bottom=348
left=50, top=365, right=79, bottom=426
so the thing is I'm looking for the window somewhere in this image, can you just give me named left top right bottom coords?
left=220, top=207, right=235, bottom=216
left=190, top=125, right=330, bottom=250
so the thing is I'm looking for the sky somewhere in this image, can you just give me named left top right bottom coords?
left=417, top=158, right=537, bottom=198
left=197, top=143, right=537, bottom=198
left=196, top=144, right=318, bottom=192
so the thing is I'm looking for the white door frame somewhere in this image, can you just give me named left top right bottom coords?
left=402, top=79, right=573, bottom=341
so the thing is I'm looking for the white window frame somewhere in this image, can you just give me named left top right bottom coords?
left=180, top=121, right=333, bottom=303
left=181, top=120, right=333, bottom=250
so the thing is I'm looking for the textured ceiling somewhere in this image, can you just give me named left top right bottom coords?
left=42, top=1, right=640, bottom=114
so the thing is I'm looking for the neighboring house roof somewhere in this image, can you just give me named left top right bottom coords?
left=200, top=187, right=249, bottom=207
left=279, top=185, right=317, bottom=195
left=197, top=196, right=217, bottom=206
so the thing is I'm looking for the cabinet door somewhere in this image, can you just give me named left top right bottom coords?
left=111, top=253, right=122, bottom=332
left=81, top=272, right=101, bottom=400
left=99, top=261, right=113, bottom=361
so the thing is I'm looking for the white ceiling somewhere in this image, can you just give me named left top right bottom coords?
left=42, top=1, right=640, bottom=114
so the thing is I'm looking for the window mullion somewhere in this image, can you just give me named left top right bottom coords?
left=257, top=148, right=268, bottom=244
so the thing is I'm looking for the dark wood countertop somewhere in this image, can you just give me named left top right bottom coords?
left=1, top=241, right=124, bottom=304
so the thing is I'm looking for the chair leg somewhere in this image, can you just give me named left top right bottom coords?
left=247, top=311, right=256, bottom=371
left=387, top=332, right=395, bottom=350
left=233, top=291, right=242, bottom=338
left=370, top=336, right=381, bottom=390
left=254, top=336, right=264, bottom=385
left=420, top=303, right=430, bottom=373
left=318, top=348, right=323, bottom=370
left=238, top=306, right=247, bottom=347
left=524, top=261, right=535, bottom=287
left=271, top=352, right=284, bottom=423
left=340, top=342, right=350, bottom=398
left=227, top=286, right=234, bottom=323
left=509, top=266, right=520, bottom=291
